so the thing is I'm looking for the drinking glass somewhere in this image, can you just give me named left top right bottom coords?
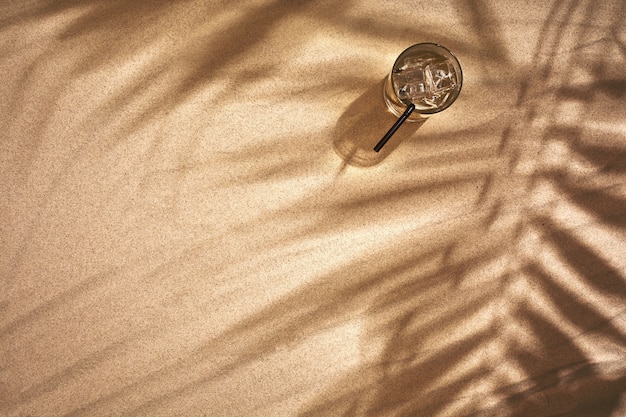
left=375, top=42, right=462, bottom=151
left=384, top=42, right=463, bottom=119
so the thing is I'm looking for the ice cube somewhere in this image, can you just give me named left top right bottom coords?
left=427, top=61, right=456, bottom=92
left=401, top=56, right=431, bottom=70
left=393, top=65, right=427, bottom=102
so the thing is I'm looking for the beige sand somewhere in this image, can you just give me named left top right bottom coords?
left=1, top=0, right=625, bottom=416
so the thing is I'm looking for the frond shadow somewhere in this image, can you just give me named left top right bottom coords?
left=3, top=0, right=626, bottom=416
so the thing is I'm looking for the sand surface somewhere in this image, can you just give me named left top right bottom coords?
left=1, top=0, right=625, bottom=416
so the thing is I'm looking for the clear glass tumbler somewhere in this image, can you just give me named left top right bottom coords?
left=383, top=42, right=463, bottom=121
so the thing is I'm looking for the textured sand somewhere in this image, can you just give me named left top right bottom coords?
left=1, top=1, right=625, bottom=416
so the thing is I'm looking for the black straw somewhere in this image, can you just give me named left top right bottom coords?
left=374, top=103, right=416, bottom=152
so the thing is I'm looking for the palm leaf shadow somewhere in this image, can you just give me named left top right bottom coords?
left=297, top=0, right=626, bottom=415
left=3, top=0, right=626, bottom=416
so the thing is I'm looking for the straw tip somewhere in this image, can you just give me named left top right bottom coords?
left=373, top=103, right=416, bottom=152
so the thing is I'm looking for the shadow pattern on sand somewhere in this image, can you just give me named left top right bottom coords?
left=1, top=0, right=626, bottom=416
